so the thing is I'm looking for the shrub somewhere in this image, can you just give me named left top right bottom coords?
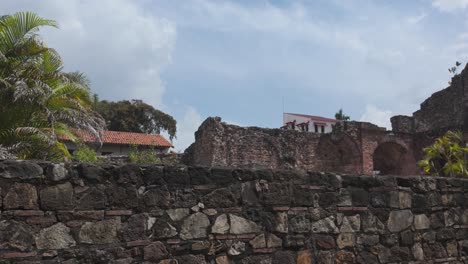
left=72, top=145, right=98, bottom=163
left=418, top=130, right=468, bottom=177
left=129, top=145, right=161, bottom=164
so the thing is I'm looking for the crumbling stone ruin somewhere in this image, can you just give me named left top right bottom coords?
left=185, top=64, right=468, bottom=176
left=0, top=160, right=467, bottom=263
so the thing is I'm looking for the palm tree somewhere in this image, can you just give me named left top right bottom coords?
left=335, top=108, right=350, bottom=121
left=0, top=12, right=104, bottom=160
left=418, top=131, right=468, bottom=177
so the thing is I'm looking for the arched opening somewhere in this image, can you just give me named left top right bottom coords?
left=373, top=142, right=407, bottom=175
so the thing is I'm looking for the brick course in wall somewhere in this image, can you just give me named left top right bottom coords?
left=0, top=160, right=467, bottom=263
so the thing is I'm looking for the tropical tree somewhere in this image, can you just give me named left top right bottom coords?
left=95, top=99, right=177, bottom=140
left=418, top=130, right=468, bottom=177
left=335, top=108, right=350, bottom=121
left=0, top=12, right=105, bottom=160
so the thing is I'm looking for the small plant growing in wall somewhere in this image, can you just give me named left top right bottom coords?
left=129, top=144, right=161, bottom=164
left=72, top=145, right=98, bottom=163
left=418, top=130, right=468, bottom=177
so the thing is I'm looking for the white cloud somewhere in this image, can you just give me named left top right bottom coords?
left=360, top=105, right=392, bottom=129
left=407, top=13, right=428, bottom=24
left=3, top=0, right=176, bottom=107
left=173, top=107, right=203, bottom=152
left=432, top=0, right=468, bottom=12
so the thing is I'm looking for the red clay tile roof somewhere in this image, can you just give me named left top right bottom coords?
left=60, top=130, right=173, bottom=148
left=284, top=113, right=338, bottom=123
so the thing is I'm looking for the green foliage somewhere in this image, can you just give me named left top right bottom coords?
left=0, top=12, right=105, bottom=160
left=128, top=144, right=161, bottom=164
left=72, top=145, right=98, bottom=163
left=95, top=100, right=176, bottom=140
left=418, top=130, right=468, bottom=177
left=335, top=108, right=350, bottom=121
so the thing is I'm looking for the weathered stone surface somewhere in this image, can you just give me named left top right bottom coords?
left=3, top=183, right=38, bottom=209
left=357, top=234, right=379, bottom=246
left=250, top=234, right=266, bottom=249
left=267, top=233, right=282, bottom=248
left=387, top=210, right=413, bottom=232
left=180, top=212, right=210, bottom=240
left=336, top=250, right=355, bottom=264
left=296, top=250, right=312, bottom=264
left=361, top=212, right=385, bottom=234
left=228, top=241, right=246, bottom=256
left=340, top=215, right=360, bottom=233
left=144, top=241, right=168, bottom=261
left=272, top=251, right=295, bottom=264
left=241, top=181, right=260, bottom=206
left=414, top=214, right=430, bottom=230
left=122, top=214, right=147, bottom=241
left=36, top=223, right=75, bottom=249
left=167, top=208, right=190, bottom=221
left=412, top=242, right=424, bottom=261
left=40, top=182, right=74, bottom=210
left=203, top=188, right=237, bottom=208
left=152, top=219, right=178, bottom=238
left=79, top=218, right=121, bottom=244
left=46, top=163, right=68, bottom=182
left=311, top=216, right=338, bottom=233
left=275, top=212, right=288, bottom=233
left=144, top=188, right=171, bottom=208
left=315, top=235, right=336, bottom=249
left=175, top=254, right=207, bottom=264
left=0, top=160, right=43, bottom=179
left=230, top=214, right=260, bottom=234
left=0, top=220, right=34, bottom=251
left=75, top=187, right=107, bottom=210
left=212, top=214, right=229, bottom=234
left=337, top=233, right=355, bottom=249
left=215, top=255, right=229, bottom=264
left=290, top=214, right=311, bottom=233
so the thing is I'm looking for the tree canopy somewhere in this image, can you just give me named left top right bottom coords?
left=95, top=99, right=177, bottom=140
left=335, top=108, right=350, bottom=121
left=0, top=12, right=105, bottom=160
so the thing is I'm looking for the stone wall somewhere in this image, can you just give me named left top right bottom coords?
left=392, top=64, right=468, bottom=134
left=184, top=118, right=419, bottom=175
left=1, top=160, right=467, bottom=263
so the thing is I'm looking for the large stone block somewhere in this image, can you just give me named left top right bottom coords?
left=79, top=218, right=121, bottom=244
left=35, top=223, right=75, bottom=249
left=230, top=214, right=260, bottom=234
left=3, top=183, right=38, bottom=209
left=40, top=182, right=74, bottom=210
left=0, top=220, right=34, bottom=251
left=180, top=212, right=210, bottom=240
left=387, top=210, right=413, bottom=232
left=0, top=160, right=43, bottom=179
left=144, top=241, right=168, bottom=261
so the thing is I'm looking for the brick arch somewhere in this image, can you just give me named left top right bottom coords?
left=316, top=133, right=362, bottom=173
left=372, top=141, right=414, bottom=175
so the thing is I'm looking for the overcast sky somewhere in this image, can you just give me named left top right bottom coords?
left=4, top=0, right=468, bottom=151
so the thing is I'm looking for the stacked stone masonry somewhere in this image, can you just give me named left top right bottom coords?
left=1, top=160, right=468, bottom=263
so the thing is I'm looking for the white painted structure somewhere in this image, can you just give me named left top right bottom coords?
left=282, top=113, right=337, bottom=134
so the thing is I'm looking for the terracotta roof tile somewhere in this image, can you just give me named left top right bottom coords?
left=60, top=130, right=173, bottom=148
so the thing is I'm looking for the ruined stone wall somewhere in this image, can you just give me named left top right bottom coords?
left=184, top=118, right=363, bottom=174
left=391, top=64, right=468, bottom=134
left=185, top=118, right=419, bottom=175
left=1, top=160, right=468, bottom=263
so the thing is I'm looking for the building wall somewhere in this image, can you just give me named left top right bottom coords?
left=65, top=142, right=170, bottom=155
left=283, top=113, right=335, bottom=133
left=0, top=160, right=467, bottom=263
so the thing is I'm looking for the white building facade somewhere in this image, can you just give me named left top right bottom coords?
left=282, top=113, right=338, bottom=133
